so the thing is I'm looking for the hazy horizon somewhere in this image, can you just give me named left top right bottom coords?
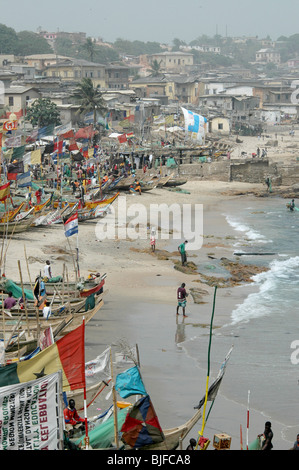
left=2, top=0, right=299, bottom=44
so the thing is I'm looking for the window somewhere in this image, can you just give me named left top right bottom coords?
left=8, top=96, right=13, bottom=106
left=218, top=123, right=223, bottom=130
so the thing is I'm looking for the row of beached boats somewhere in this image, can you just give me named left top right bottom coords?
left=0, top=172, right=187, bottom=235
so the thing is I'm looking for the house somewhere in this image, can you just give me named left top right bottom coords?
left=129, top=75, right=168, bottom=99
left=4, top=86, right=41, bottom=114
left=255, top=49, right=280, bottom=65
left=165, top=74, right=205, bottom=105
left=210, top=116, right=230, bottom=135
left=148, top=51, right=194, bottom=72
left=43, top=58, right=106, bottom=88
left=24, top=54, right=70, bottom=71
left=105, top=65, right=129, bottom=89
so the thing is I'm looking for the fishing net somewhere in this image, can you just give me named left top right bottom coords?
left=2, top=279, right=34, bottom=300
left=248, top=437, right=262, bottom=450
left=74, top=407, right=129, bottom=449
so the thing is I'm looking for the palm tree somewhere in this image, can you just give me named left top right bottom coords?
left=150, top=59, right=162, bottom=77
left=71, top=78, right=107, bottom=129
left=83, top=38, right=96, bottom=62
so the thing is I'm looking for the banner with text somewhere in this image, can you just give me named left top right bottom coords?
left=0, top=371, right=63, bottom=450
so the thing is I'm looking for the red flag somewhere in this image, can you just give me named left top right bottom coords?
left=118, top=134, right=127, bottom=143
left=7, top=173, right=18, bottom=181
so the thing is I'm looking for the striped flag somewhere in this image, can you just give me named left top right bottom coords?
left=0, top=324, right=85, bottom=392
left=17, top=171, right=31, bottom=188
left=64, top=212, right=78, bottom=237
left=0, top=182, right=10, bottom=202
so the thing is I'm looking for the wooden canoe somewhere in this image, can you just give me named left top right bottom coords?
left=0, top=298, right=104, bottom=334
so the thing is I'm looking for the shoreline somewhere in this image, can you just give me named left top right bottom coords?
left=1, top=180, right=292, bottom=450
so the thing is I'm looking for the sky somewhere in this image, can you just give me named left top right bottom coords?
left=1, top=0, right=299, bottom=44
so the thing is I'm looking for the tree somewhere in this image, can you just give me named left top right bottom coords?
left=149, top=59, right=162, bottom=77
left=26, top=98, right=61, bottom=127
left=17, top=31, right=52, bottom=55
left=71, top=78, right=107, bottom=128
left=0, top=24, right=19, bottom=54
left=83, top=38, right=96, bottom=62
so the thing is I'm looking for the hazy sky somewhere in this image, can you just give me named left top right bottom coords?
left=2, top=0, right=299, bottom=44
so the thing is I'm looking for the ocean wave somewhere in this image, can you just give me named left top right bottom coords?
left=230, top=256, right=299, bottom=325
left=225, top=214, right=270, bottom=243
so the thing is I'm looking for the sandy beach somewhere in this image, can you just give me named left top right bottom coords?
left=2, top=174, right=295, bottom=451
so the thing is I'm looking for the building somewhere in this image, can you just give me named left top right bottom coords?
left=105, top=65, right=129, bottom=89
left=43, top=58, right=106, bottom=88
left=4, top=86, right=41, bottom=114
left=210, top=116, right=230, bottom=135
left=255, top=49, right=281, bottom=65
left=148, top=51, right=194, bottom=72
left=24, top=54, right=70, bottom=71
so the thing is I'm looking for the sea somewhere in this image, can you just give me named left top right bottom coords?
left=178, top=195, right=299, bottom=448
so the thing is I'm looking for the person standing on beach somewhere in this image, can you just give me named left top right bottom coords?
left=150, top=227, right=156, bottom=252
left=44, top=260, right=52, bottom=279
left=176, top=282, right=188, bottom=317
left=258, top=421, right=273, bottom=450
left=178, top=240, right=188, bottom=266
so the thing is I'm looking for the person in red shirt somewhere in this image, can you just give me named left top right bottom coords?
left=64, top=399, right=85, bottom=437
left=176, top=283, right=188, bottom=317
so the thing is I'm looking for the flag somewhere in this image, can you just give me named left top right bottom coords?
left=55, top=122, right=72, bottom=136
left=64, top=212, right=78, bottom=237
left=12, top=145, right=25, bottom=160
left=181, top=107, right=207, bottom=142
left=121, top=395, right=165, bottom=448
left=0, top=323, right=85, bottom=392
left=30, top=149, right=42, bottom=165
left=194, top=346, right=234, bottom=409
left=0, top=182, right=10, bottom=202
left=38, top=124, right=55, bottom=139
left=17, top=170, right=31, bottom=188
left=85, top=347, right=111, bottom=384
left=0, top=371, right=63, bottom=450
left=115, top=365, right=147, bottom=398
left=118, top=133, right=127, bottom=144
left=53, top=137, right=64, bottom=155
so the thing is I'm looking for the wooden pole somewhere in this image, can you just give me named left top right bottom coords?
left=24, top=245, right=40, bottom=345
left=18, top=260, right=30, bottom=337
left=110, top=348, right=119, bottom=449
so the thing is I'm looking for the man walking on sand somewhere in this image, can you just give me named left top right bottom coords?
left=176, top=282, right=188, bottom=317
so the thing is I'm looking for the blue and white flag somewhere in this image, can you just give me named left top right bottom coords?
left=181, top=107, right=207, bottom=142
left=64, top=212, right=78, bottom=237
left=17, top=171, right=31, bottom=188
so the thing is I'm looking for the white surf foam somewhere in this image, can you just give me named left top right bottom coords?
left=230, top=256, right=299, bottom=325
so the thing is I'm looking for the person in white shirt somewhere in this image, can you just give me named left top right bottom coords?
left=43, top=301, right=52, bottom=319
left=44, top=260, right=52, bottom=279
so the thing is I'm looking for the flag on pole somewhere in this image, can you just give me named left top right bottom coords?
left=85, top=347, right=111, bottom=384
left=181, top=107, right=207, bottom=142
left=64, top=212, right=78, bottom=237
left=17, top=171, right=31, bottom=188
left=0, top=323, right=85, bottom=392
left=0, top=182, right=10, bottom=202
left=115, top=365, right=147, bottom=398
left=121, top=395, right=165, bottom=448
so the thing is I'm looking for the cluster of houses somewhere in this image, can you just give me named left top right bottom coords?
left=1, top=43, right=299, bottom=141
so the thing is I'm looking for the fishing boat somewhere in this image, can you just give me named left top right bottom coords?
left=52, top=193, right=119, bottom=210
left=0, top=216, right=35, bottom=234
left=0, top=297, right=104, bottom=336
left=0, top=273, right=106, bottom=300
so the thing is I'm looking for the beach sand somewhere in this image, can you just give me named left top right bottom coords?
left=2, top=179, right=294, bottom=451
